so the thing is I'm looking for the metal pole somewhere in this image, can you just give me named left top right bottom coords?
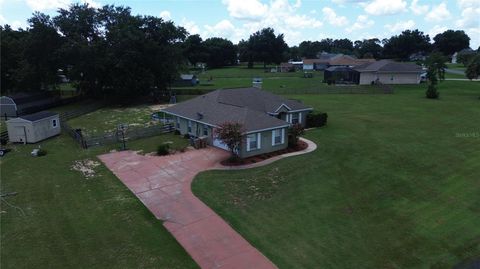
left=122, top=130, right=126, bottom=150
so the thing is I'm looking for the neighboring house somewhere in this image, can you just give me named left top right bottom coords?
left=288, top=61, right=303, bottom=71
left=280, top=62, right=294, bottom=72
left=162, top=88, right=313, bottom=158
left=452, top=48, right=475, bottom=64
left=302, top=59, right=329, bottom=71
left=6, top=111, right=60, bottom=144
left=174, top=74, right=199, bottom=87
left=409, top=52, right=426, bottom=61
left=354, top=60, right=423, bottom=85
left=324, top=66, right=360, bottom=84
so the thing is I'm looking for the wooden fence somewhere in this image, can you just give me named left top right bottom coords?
left=83, top=123, right=174, bottom=148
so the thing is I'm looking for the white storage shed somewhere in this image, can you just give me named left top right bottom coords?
left=6, top=111, right=60, bottom=143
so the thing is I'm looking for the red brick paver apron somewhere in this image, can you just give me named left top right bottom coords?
left=99, top=148, right=277, bottom=269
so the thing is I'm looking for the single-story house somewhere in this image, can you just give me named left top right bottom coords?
left=162, top=88, right=313, bottom=158
left=354, top=60, right=423, bottom=85
left=173, top=74, right=199, bottom=87
left=451, top=48, right=474, bottom=64
left=280, top=62, right=294, bottom=72
left=324, top=66, right=360, bottom=84
left=289, top=61, right=304, bottom=70
left=302, top=59, right=330, bottom=71
left=6, top=111, right=60, bottom=143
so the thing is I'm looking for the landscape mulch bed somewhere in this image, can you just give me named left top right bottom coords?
left=221, top=140, right=308, bottom=166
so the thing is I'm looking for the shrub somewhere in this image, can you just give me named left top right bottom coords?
left=288, top=124, right=305, bottom=147
left=183, top=134, right=190, bottom=139
left=306, top=112, right=328, bottom=128
left=157, top=144, right=170, bottom=156
left=174, top=130, right=181, bottom=135
left=37, top=149, right=47, bottom=156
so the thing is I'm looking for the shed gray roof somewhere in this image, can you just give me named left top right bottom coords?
left=163, top=88, right=312, bottom=132
left=18, top=111, right=58, bottom=122
left=354, top=60, right=423, bottom=73
left=180, top=74, right=195, bottom=80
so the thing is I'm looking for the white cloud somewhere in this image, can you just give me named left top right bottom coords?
left=25, top=0, right=70, bottom=11
left=219, top=0, right=322, bottom=45
left=222, top=0, right=268, bottom=21
left=364, top=0, right=407, bottom=15
left=456, top=6, right=480, bottom=28
left=322, top=7, right=349, bottom=27
left=425, top=2, right=451, bottom=22
left=427, top=25, right=448, bottom=38
left=385, top=19, right=415, bottom=33
left=181, top=18, right=200, bottom=35
left=205, top=19, right=235, bottom=37
left=346, top=15, right=374, bottom=32
left=159, top=10, right=171, bottom=20
left=410, top=0, right=429, bottom=15
left=457, top=0, right=480, bottom=9
left=24, top=0, right=100, bottom=11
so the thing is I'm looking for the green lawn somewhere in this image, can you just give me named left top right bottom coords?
left=67, top=105, right=161, bottom=137
left=446, top=63, right=467, bottom=70
left=192, top=81, right=480, bottom=269
left=0, top=133, right=197, bottom=268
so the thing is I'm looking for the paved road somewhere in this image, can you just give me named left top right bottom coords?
left=445, top=68, right=465, bottom=75
left=99, top=148, right=277, bottom=269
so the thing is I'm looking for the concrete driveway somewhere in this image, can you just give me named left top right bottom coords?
left=98, top=147, right=277, bottom=269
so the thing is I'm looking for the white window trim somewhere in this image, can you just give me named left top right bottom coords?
left=247, top=133, right=261, bottom=152
left=272, top=128, right=284, bottom=146
left=203, top=124, right=208, bottom=136
left=188, top=120, right=192, bottom=133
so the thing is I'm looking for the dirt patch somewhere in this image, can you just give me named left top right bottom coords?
left=221, top=140, right=308, bottom=166
left=71, top=159, right=101, bottom=178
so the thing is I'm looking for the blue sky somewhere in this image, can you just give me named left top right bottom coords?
left=1, top=0, right=479, bottom=48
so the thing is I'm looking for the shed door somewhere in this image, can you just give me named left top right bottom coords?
left=14, top=126, right=26, bottom=143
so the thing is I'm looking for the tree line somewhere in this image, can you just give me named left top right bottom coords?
left=1, top=3, right=477, bottom=102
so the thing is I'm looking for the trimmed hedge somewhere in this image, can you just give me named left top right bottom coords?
left=306, top=112, right=328, bottom=128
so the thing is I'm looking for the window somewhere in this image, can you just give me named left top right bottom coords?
left=203, top=124, right=208, bottom=136
left=188, top=120, right=192, bottom=133
left=176, top=117, right=180, bottom=128
left=272, top=129, right=284, bottom=145
left=247, top=133, right=260, bottom=151
left=291, top=113, right=299, bottom=124
left=52, top=119, right=58, bottom=128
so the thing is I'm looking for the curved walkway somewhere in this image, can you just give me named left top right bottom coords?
left=98, top=137, right=316, bottom=269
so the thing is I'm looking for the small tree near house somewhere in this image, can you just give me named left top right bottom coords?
left=288, top=124, right=305, bottom=147
left=216, top=122, right=244, bottom=159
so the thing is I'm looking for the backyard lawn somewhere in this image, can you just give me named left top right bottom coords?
left=0, top=133, right=197, bottom=268
left=67, top=105, right=161, bottom=136
left=192, top=81, right=480, bottom=268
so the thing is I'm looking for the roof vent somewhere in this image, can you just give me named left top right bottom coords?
left=197, top=112, right=203, bottom=120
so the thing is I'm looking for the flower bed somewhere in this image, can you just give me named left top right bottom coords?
left=220, top=140, right=308, bottom=166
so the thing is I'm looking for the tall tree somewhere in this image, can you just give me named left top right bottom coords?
left=183, top=34, right=207, bottom=66
left=433, top=30, right=470, bottom=56
left=0, top=25, right=29, bottom=92
left=354, top=38, right=383, bottom=59
left=246, top=28, right=287, bottom=68
left=203, top=37, right=236, bottom=68
left=424, top=52, right=446, bottom=99
left=17, top=12, right=63, bottom=91
left=383, top=29, right=432, bottom=60
left=332, top=38, right=353, bottom=54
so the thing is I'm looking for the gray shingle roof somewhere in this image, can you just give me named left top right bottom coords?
left=163, top=88, right=312, bottom=132
left=18, top=111, right=58, bottom=122
left=354, top=60, right=423, bottom=73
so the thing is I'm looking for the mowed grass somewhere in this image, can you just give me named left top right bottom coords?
left=0, top=134, right=197, bottom=268
left=67, top=105, right=160, bottom=136
left=192, top=81, right=480, bottom=268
